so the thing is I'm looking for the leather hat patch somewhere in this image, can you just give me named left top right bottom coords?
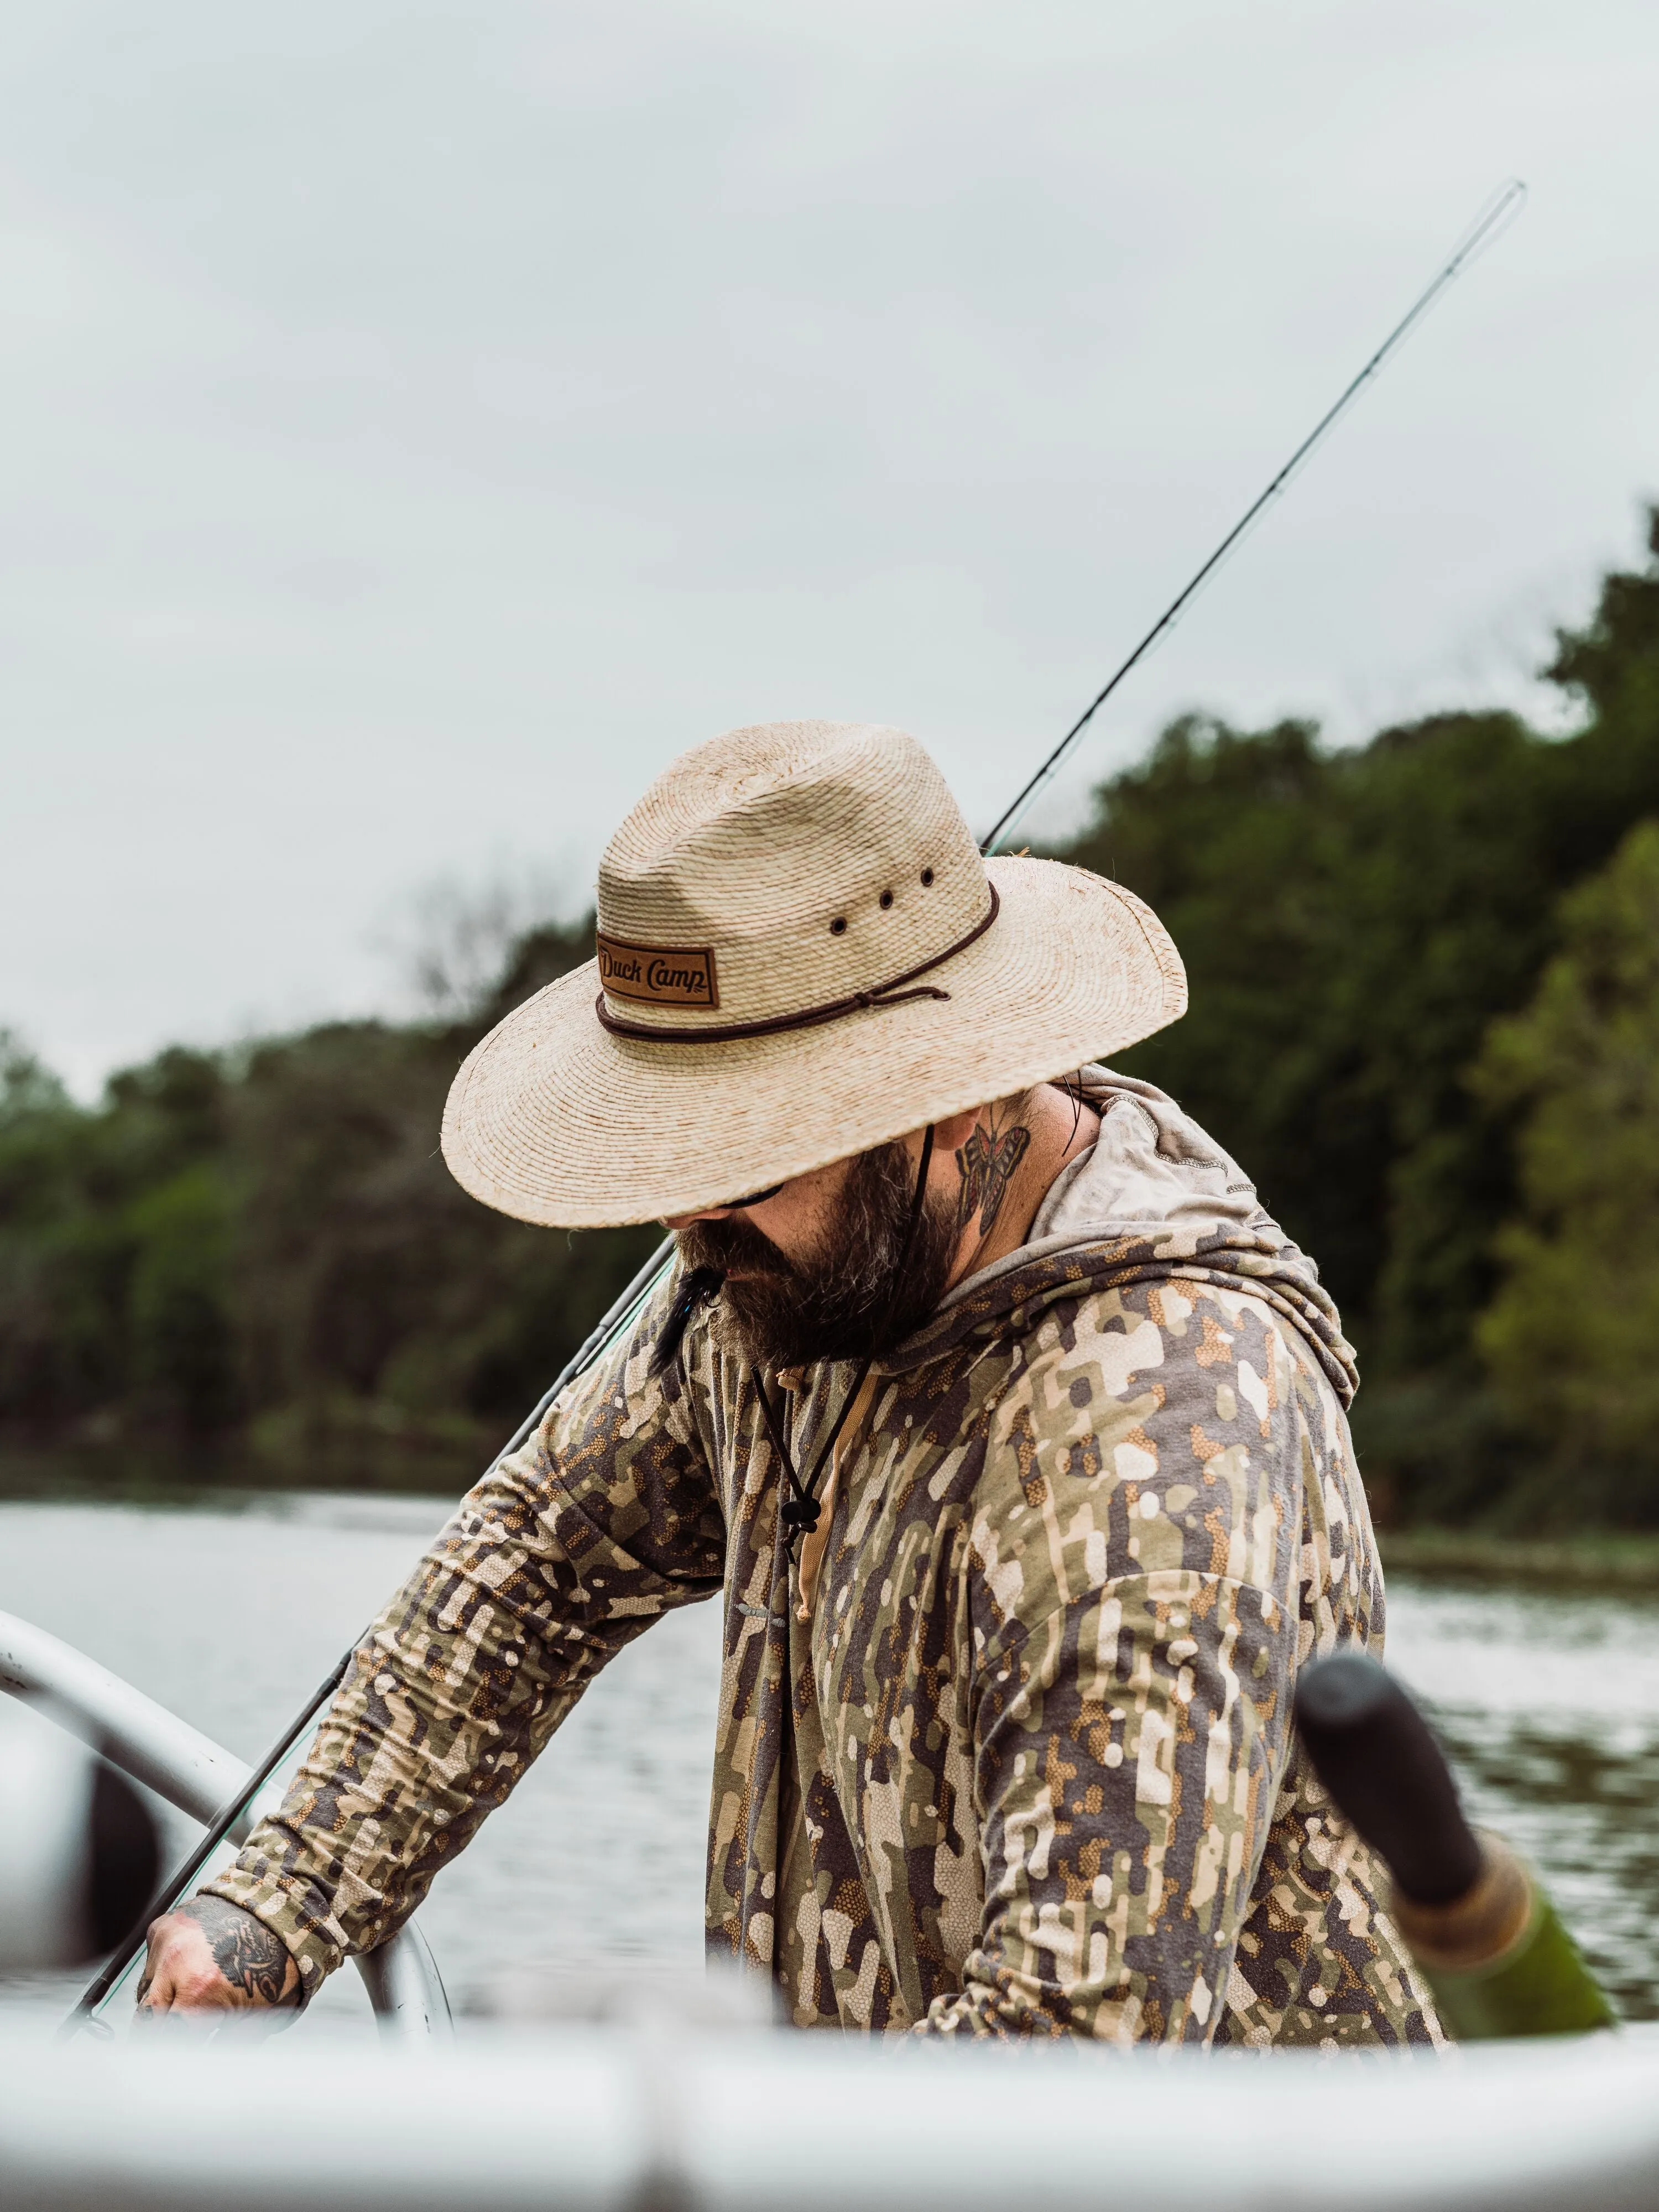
left=596, top=933, right=719, bottom=1009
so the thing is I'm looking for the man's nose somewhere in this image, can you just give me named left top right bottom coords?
left=664, top=1180, right=786, bottom=1232
left=662, top=1205, right=735, bottom=1230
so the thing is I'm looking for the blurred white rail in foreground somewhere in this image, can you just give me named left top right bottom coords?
left=0, top=2020, right=1656, bottom=2212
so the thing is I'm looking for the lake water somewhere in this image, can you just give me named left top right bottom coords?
left=2, top=1492, right=1656, bottom=2031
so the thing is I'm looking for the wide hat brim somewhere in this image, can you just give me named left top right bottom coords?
left=441, top=855, right=1186, bottom=1228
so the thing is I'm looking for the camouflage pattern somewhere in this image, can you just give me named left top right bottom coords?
left=209, top=1068, right=1440, bottom=2046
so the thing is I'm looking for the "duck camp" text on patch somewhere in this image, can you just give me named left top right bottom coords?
left=596, top=934, right=720, bottom=1008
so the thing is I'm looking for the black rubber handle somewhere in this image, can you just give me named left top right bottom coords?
left=1294, top=1650, right=1483, bottom=1906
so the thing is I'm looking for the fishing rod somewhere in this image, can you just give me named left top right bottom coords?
left=67, top=176, right=1525, bottom=2033
left=982, top=177, right=1527, bottom=858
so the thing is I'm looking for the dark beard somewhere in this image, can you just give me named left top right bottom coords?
left=676, top=1140, right=958, bottom=1370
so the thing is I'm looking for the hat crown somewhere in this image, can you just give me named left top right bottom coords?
left=596, top=721, right=988, bottom=1028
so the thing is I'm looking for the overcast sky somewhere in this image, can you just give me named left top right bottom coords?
left=2, top=0, right=1655, bottom=1092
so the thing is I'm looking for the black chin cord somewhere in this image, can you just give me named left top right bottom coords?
left=752, top=1124, right=937, bottom=1562
left=756, top=1125, right=935, bottom=2015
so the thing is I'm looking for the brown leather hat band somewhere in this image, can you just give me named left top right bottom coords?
left=594, top=883, right=1001, bottom=1046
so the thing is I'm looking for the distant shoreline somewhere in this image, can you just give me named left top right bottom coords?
left=1380, top=1527, right=1659, bottom=1592
left=5, top=1444, right=1659, bottom=1595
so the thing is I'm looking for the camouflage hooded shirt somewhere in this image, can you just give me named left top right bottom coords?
left=210, top=1067, right=1439, bottom=2046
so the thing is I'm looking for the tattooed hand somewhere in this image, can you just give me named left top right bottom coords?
left=136, top=1896, right=301, bottom=2015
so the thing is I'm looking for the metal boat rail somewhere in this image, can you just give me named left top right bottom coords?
left=0, top=2015, right=1656, bottom=2212
left=0, top=1606, right=449, bottom=2041
left=6, top=1608, right=1657, bottom=2209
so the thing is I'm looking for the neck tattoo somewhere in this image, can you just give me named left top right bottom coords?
left=953, top=1100, right=1032, bottom=1243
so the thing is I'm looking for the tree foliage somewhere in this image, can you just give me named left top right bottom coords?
left=1473, top=822, right=1659, bottom=1520
left=1053, top=510, right=1659, bottom=1521
left=3, top=517, right=1658, bottom=1514
left=0, top=925, right=658, bottom=1489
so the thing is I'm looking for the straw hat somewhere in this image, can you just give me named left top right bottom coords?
left=442, top=720, right=1186, bottom=1227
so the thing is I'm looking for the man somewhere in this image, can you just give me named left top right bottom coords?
left=140, top=719, right=1437, bottom=2043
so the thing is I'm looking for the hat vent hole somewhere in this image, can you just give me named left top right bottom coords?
left=920, top=867, right=935, bottom=886
left=879, top=889, right=894, bottom=910
left=830, top=916, right=847, bottom=935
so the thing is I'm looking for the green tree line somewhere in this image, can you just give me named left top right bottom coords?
left=1075, top=512, right=1659, bottom=1527
left=4, top=517, right=1658, bottom=1521
left=0, top=931, right=660, bottom=1490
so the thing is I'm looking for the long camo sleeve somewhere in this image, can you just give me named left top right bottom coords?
left=206, top=1286, right=724, bottom=1995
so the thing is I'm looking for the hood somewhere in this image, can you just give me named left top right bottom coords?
left=882, top=1066, right=1358, bottom=1407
